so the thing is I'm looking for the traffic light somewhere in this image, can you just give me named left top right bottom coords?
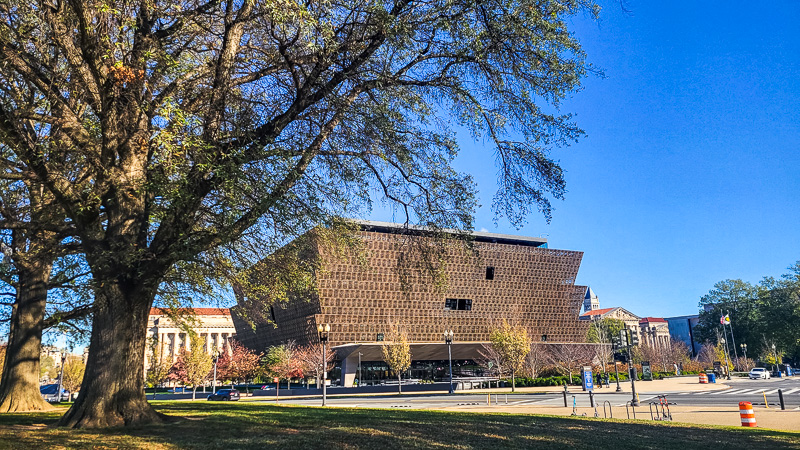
left=619, top=329, right=628, bottom=346
left=614, top=352, right=628, bottom=363
left=612, top=336, right=621, bottom=350
left=631, top=333, right=640, bottom=346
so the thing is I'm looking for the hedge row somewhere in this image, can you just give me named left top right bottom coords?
left=504, top=370, right=703, bottom=387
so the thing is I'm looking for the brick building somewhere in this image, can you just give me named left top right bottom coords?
left=232, top=221, right=590, bottom=386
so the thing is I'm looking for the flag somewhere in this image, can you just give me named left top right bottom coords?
left=720, top=314, right=730, bottom=325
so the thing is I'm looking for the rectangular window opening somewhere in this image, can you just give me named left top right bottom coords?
left=445, top=298, right=473, bottom=311
left=485, top=267, right=495, bottom=280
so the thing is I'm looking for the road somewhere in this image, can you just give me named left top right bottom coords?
left=263, top=377, right=800, bottom=410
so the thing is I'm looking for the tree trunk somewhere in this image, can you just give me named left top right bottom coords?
left=511, top=369, right=516, bottom=392
left=192, top=386, right=196, bottom=401
left=0, top=263, right=55, bottom=412
left=397, top=373, right=401, bottom=394
left=58, top=282, right=166, bottom=428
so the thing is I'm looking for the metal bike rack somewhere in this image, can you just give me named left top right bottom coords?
left=649, top=402, right=660, bottom=420
left=625, top=400, right=637, bottom=419
left=603, top=401, right=613, bottom=419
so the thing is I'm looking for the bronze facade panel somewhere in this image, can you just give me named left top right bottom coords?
left=232, top=226, right=589, bottom=352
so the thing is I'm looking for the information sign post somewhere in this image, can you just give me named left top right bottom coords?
left=582, top=366, right=594, bottom=391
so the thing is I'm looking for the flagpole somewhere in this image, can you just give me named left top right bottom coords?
left=726, top=311, right=739, bottom=362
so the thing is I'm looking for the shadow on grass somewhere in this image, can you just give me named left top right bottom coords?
left=0, top=403, right=798, bottom=449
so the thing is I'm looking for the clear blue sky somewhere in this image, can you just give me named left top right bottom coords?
left=373, top=1, right=800, bottom=318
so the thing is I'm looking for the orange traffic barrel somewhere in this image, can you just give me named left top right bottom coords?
left=699, top=373, right=708, bottom=384
left=739, top=401, right=756, bottom=427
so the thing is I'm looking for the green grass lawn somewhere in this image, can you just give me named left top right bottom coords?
left=1, top=402, right=798, bottom=449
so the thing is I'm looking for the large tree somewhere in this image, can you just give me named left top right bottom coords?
left=0, top=0, right=598, bottom=427
left=694, top=263, right=800, bottom=363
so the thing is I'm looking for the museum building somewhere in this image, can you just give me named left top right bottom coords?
left=231, top=221, right=590, bottom=386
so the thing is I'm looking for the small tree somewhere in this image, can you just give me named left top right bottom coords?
left=217, top=340, right=262, bottom=389
left=39, top=355, right=58, bottom=383
left=478, top=343, right=506, bottom=381
left=145, top=341, right=172, bottom=400
left=587, top=318, right=626, bottom=344
left=263, top=342, right=303, bottom=389
left=296, top=343, right=335, bottom=389
left=526, top=343, right=549, bottom=379
left=381, top=323, right=411, bottom=394
left=549, top=344, right=592, bottom=384
left=61, top=356, right=86, bottom=400
left=180, top=333, right=213, bottom=401
left=489, top=320, right=531, bottom=392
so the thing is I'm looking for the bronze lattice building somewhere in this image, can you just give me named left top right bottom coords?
left=231, top=221, right=589, bottom=386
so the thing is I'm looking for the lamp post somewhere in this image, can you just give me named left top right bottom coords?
left=57, top=348, right=67, bottom=403
left=772, top=343, right=778, bottom=373
left=740, top=343, right=748, bottom=361
left=212, top=350, right=219, bottom=394
left=358, top=352, right=362, bottom=387
left=318, top=323, right=330, bottom=406
left=444, top=330, right=454, bottom=394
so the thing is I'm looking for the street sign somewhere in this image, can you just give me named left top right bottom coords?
left=273, top=377, right=279, bottom=383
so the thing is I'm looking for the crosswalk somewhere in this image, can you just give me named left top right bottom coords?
left=677, top=387, right=800, bottom=396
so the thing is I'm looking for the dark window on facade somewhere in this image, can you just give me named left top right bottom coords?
left=445, top=298, right=472, bottom=311
left=377, top=333, right=384, bottom=342
left=541, top=334, right=548, bottom=342
left=485, top=267, right=495, bottom=280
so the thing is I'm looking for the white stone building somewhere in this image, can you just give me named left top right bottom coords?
left=144, top=308, right=236, bottom=373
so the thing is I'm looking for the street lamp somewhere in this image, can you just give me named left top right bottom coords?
left=57, top=348, right=67, bottom=403
left=212, top=350, right=219, bottom=394
left=318, top=323, right=331, bottom=406
left=772, top=343, right=779, bottom=373
left=740, top=343, right=748, bottom=360
left=358, top=352, right=363, bottom=387
left=444, top=330, right=454, bottom=394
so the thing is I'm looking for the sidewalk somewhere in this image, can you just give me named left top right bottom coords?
left=440, top=403, right=800, bottom=431
left=465, top=375, right=729, bottom=395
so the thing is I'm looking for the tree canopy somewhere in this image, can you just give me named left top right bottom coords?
left=488, top=319, right=530, bottom=391
left=694, top=262, right=800, bottom=363
left=0, top=0, right=600, bottom=427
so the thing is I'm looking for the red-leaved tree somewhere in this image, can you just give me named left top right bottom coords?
left=216, top=340, right=262, bottom=389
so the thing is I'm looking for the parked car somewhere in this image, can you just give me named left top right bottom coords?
left=40, top=383, right=68, bottom=402
left=749, top=367, right=770, bottom=380
left=207, top=389, right=240, bottom=401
